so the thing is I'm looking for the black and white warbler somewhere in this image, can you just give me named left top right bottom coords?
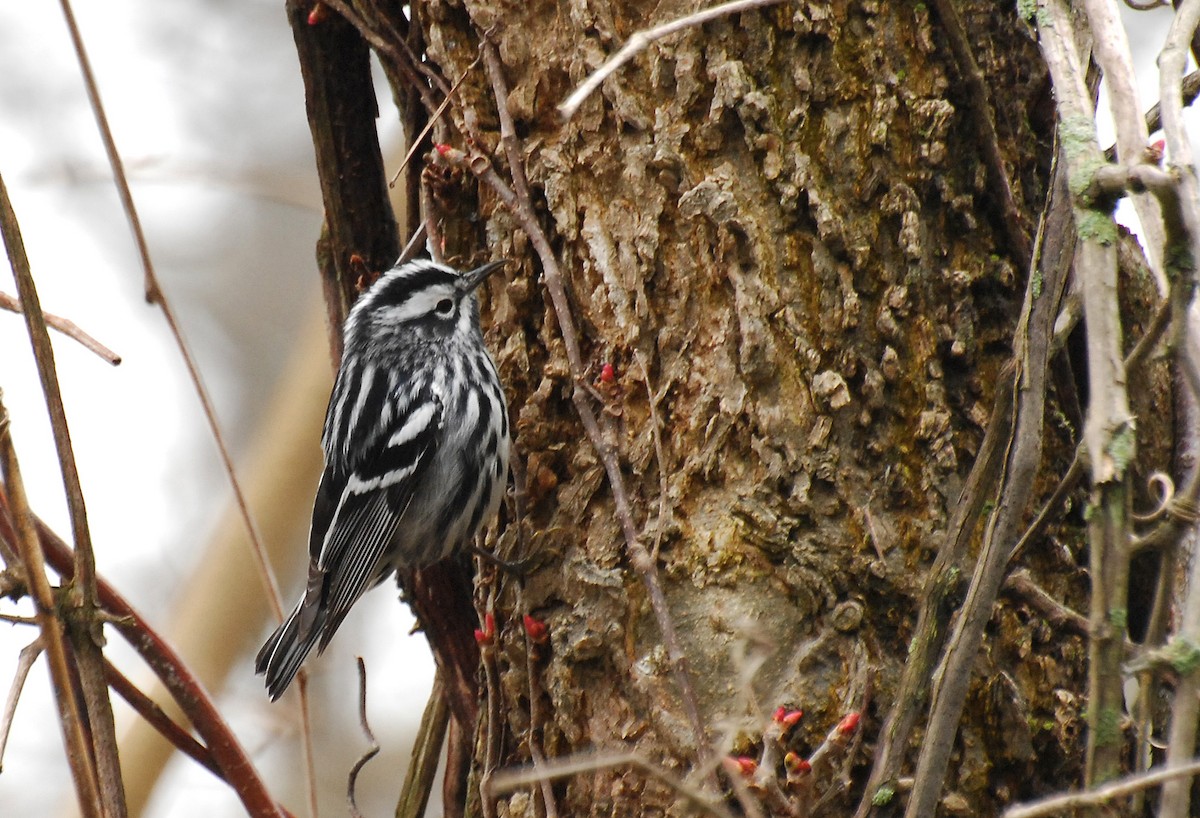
left=256, top=257, right=510, bottom=700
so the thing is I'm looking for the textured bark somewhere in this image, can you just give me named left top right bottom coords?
left=294, top=1, right=1174, bottom=815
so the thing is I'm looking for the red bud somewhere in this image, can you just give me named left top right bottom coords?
left=435, top=143, right=453, bottom=157
left=600, top=363, right=615, bottom=383
left=475, top=612, right=496, bottom=644
left=724, top=756, right=758, bottom=776
left=783, top=751, right=810, bottom=774
left=837, top=712, right=860, bottom=735
left=782, top=709, right=803, bottom=728
left=523, top=614, right=549, bottom=644
left=307, top=3, right=327, bottom=25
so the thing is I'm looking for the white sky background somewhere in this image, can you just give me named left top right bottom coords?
left=0, top=2, right=1194, bottom=818
left=0, top=1, right=434, bottom=817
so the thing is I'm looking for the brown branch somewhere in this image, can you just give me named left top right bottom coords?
left=476, top=40, right=708, bottom=755
left=58, top=0, right=285, bottom=633
left=394, top=672, right=450, bottom=818
left=0, top=400, right=102, bottom=817
left=904, top=123, right=1068, bottom=818
left=103, top=660, right=220, bottom=778
left=0, top=291, right=121, bottom=366
left=856, top=146, right=1073, bottom=817
left=0, top=503, right=289, bottom=818
left=0, top=169, right=126, bottom=817
left=1149, top=1, right=1200, bottom=810
left=1039, top=0, right=1138, bottom=791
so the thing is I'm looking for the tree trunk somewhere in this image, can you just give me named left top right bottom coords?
left=293, top=1, right=1172, bottom=815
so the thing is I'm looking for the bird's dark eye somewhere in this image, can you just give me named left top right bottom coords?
left=435, top=298, right=454, bottom=315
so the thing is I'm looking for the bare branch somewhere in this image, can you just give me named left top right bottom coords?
left=57, top=0, right=285, bottom=628
left=0, top=291, right=121, bottom=365
left=0, top=398, right=102, bottom=817
left=0, top=637, right=42, bottom=772
left=1005, top=758, right=1200, bottom=818
left=558, top=0, right=787, bottom=119
left=489, top=752, right=736, bottom=818
left=104, top=660, right=220, bottom=778
left=394, top=673, right=450, bottom=818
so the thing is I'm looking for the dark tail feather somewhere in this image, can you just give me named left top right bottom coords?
left=255, top=602, right=324, bottom=701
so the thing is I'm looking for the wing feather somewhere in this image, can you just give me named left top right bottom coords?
left=297, top=384, right=442, bottom=645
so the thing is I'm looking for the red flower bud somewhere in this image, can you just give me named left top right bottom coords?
left=783, top=751, right=810, bottom=774
left=837, top=712, right=860, bottom=735
left=600, top=363, right=615, bottom=383
left=435, top=143, right=453, bottom=157
left=523, top=614, right=549, bottom=644
left=307, top=3, right=327, bottom=25
left=724, top=756, right=758, bottom=776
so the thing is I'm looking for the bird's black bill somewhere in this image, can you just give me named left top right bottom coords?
left=462, top=259, right=507, bottom=292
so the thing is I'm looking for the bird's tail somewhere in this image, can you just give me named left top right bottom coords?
left=255, top=601, right=324, bottom=701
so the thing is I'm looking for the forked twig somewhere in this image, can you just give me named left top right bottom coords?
left=0, top=291, right=121, bottom=365
left=0, top=505, right=289, bottom=818
left=0, top=399, right=102, bottom=817
left=558, top=0, right=787, bottom=119
left=0, top=169, right=126, bottom=817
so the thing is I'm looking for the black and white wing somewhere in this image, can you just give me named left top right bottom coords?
left=256, top=381, right=442, bottom=699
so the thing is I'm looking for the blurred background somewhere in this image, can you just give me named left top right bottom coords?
left=0, top=1, right=437, bottom=816
left=0, top=1, right=1189, bottom=817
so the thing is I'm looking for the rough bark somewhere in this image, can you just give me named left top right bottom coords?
left=295, top=1, right=1173, bottom=815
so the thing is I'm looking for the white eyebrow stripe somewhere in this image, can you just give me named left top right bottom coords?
left=376, top=285, right=457, bottom=324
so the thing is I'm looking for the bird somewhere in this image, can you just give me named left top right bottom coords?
left=256, top=257, right=510, bottom=700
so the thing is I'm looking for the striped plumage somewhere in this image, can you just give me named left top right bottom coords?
left=256, top=258, right=510, bottom=700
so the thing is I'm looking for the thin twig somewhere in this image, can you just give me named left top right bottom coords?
left=348, top=658, right=380, bottom=818
left=56, top=0, right=284, bottom=626
left=1004, top=757, right=1200, bottom=818
left=0, top=169, right=127, bottom=816
left=1149, top=1, right=1200, bottom=811
left=0, top=398, right=102, bottom=817
left=389, top=55, right=481, bottom=188
left=0, top=291, right=121, bottom=365
left=478, top=42, right=708, bottom=755
left=558, top=0, right=787, bottom=119
left=0, top=637, right=42, bottom=772
left=488, top=752, right=736, bottom=818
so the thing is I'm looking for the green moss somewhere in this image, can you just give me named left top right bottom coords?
left=1093, top=706, right=1122, bottom=746
left=872, top=785, right=896, bottom=806
left=1108, top=608, right=1127, bottom=630
left=1032, top=266, right=1043, bottom=299
left=1107, top=422, right=1136, bottom=474
left=1076, top=209, right=1117, bottom=245
left=1163, top=637, right=1200, bottom=675
left=1017, top=0, right=1036, bottom=19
